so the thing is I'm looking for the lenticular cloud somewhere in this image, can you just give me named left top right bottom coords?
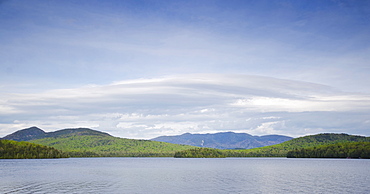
left=1, top=74, right=370, bottom=139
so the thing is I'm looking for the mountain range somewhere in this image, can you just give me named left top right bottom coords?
left=2, top=126, right=369, bottom=158
left=151, top=132, right=293, bottom=149
left=2, top=126, right=112, bottom=141
left=2, top=127, right=293, bottom=150
left=1, top=126, right=195, bottom=157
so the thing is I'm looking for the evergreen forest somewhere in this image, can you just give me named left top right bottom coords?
left=223, top=133, right=370, bottom=157
left=174, top=148, right=226, bottom=158
left=30, top=135, right=196, bottom=157
left=0, top=140, right=69, bottom=159
left=2, top=127, right=370, bottom=159
left=287, top=142, right=370, bottom=158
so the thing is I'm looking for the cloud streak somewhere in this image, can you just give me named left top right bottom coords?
left=1, top=74, right=369, bottom=139
left=1, top=0, right=370, bottom=92
left=1, top=1, right=370, bottom=138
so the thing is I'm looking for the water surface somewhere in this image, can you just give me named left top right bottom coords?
left=1, top=157, right=369, bottom=193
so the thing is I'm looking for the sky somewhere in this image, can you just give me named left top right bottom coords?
left=1, top=0, right=370, bottom=139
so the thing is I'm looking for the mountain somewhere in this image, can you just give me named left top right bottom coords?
left=2, top=127, right=195, bottom=157
left=46, top=127, right=112, bottom=138
left=227, top=133, right=370, bottom=157
left=5, top=127, right=368, bottom=158
left=2, top=126, right=112, bottom=141
left=151, top=132, right=293, bottom=149
left=1, top=126, right=47, bottom=141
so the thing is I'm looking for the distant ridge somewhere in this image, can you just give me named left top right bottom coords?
left=1, top=126, right=47, bottom=141
left=2, top=126, right=112, bottom=141
left=151, top=132, right=293, bottom=149
left=230, top=133, right=370, bottom=157
left=46, top=128, right=112, bottom=138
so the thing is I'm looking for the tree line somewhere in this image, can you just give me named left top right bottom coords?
left=30, top=135, right=195, bottom=157
left=0, top=140, right=69, bottom=159
left=174, top=148, right=226, bottom=158
left=287, top=142, right=370, bottom=158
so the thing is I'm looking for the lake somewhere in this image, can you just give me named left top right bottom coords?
left=1, top=157, right=369, bottom=193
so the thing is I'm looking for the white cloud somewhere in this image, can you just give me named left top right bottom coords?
left=1, top=74, right=370, bottom=139
left=252, top=121, right=285, bottom=135
left=1, top=1, right=370, bottom=140
left=231, top=94, right=370, bottom=112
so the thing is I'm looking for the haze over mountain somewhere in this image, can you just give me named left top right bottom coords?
left=151, top=132, right=292, bottom=149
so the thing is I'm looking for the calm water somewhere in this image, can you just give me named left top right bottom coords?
left=1, top=157, right=369, bottom=194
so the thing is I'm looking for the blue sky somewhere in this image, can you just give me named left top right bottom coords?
left=1, top=0, right=370, bottom=139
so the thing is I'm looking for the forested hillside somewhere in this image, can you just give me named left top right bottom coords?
left=30, top=135, right=196, bottom=157
left=0, top=140, right=69, bottom=159
left=174, top=148, right=226, bottom=158
left=3, top=127, right=196, bottom=157
left=287, top=142, right=370, bottom=158
left=224, top=133, right=370, bottom=157
left=3, top=127, right=369, bottom=158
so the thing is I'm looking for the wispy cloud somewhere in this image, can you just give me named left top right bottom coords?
left=1, top=1, right=370, bottom=138
left=1, top=74, right=369, bottom=139
left=1, top=0, right=370, bottom=92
